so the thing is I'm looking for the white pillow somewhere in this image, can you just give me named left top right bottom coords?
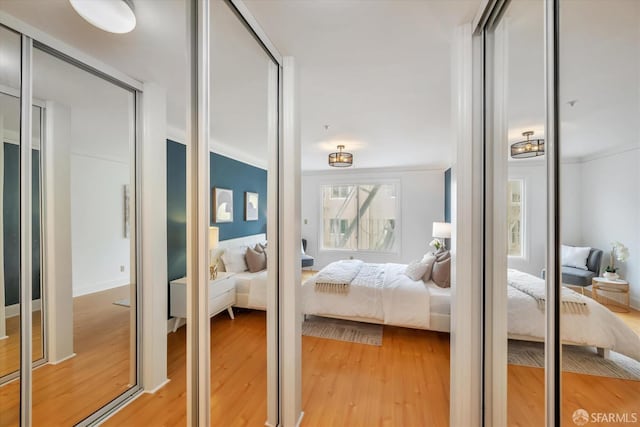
left=561, top=245, right=591, bottom=270
left=221, top=246, right=249, bottom=273
left=405, top=259, right=431, bottom=281
left=420, top=253, right=437, bottom=282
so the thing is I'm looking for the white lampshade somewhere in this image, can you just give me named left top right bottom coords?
left=69, top=0, right=137, bottom=34
left=432, top=222, right=451, bottom=239
left=209, top=226, right=219, bottom=251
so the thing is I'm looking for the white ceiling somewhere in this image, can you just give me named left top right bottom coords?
left=504, top=0, right=640, bottom=160
left=244, top=0, right=481, bottom=171
left=1, top=0, right=637, bottom=169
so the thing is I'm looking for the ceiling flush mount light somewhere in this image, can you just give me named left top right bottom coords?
left=69, top=0, right=136, bottom=34
left=510, top=131, right=545, bottom=159
left=328, top=145, right=353, bottom=168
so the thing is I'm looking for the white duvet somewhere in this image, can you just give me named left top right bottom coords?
left=302, top=262, right=431, bottom=329
left=302, top=262, right=640, bottom=362
left=508, top=269, right=640, bottom=361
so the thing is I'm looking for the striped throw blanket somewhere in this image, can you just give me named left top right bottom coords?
left=314, top=260, right=364, bottom=294
left=508, top=271, right=589, bottom=315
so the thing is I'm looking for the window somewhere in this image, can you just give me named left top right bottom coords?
left=507, top=180, right=524, bottom=257
left=321, top=183, right=399, bottom=252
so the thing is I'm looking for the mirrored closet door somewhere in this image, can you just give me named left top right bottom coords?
left=29, top=46, right=138, bottom=425
left=209, top=1, right=279, bottom=425
left=480, top=0, right=640, bottom=425
left=0, top=24, right=22, bottom=427
left=559, top=0, right=640, bottom=423
left=0, top=22, right=140, bottom=425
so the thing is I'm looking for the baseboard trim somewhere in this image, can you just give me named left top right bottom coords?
left=144, top=378, right=170, bottom=394
left=73, top=279, right=129, bottom=297
left=4, top=299, right=42, bottom=318
left=49, top=353, right=76, bottom=365
left=296, top=411, right=305, bottom=427
left=0, top=335, right=7, bottom=341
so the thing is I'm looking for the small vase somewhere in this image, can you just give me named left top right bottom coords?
left=603, top=272, right=619, bottom=280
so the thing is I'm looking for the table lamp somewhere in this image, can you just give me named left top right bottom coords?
left=432, top=222, right=451, bottom=250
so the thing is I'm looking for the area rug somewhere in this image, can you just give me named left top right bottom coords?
left=302, top=316, right=383, bottom=346
left=508, top=339, right=640, bottom=381
left=113, top=298, right=130, bottom=308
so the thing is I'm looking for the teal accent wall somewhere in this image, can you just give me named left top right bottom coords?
left=210, top=152, right=267, bottom=241
left=3, top=143, right=41, bottom=306
left=166, top=140, right=187, bottom=284
left=165, top=141, right=267, bottom=317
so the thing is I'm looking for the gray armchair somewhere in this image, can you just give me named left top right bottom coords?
left=302, top=238, right=314, bottom=268
left=542, top=247, right=603, bottom=291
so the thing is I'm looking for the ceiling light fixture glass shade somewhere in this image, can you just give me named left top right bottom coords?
left=328, top=145, right=353, bottom=167
left=511, top=131, right=545, bottom=159
left=69, top=0, right=137, bottom=34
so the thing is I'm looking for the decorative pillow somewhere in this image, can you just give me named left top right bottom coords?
left=436, top=250, right=450, bottom=262
left=245, top=246, right=267, bottom=273
left=405, top=259, right=431, bottom=281
left=432, top=257, right=451, bottom=288
left=561, top=245, right=590, bottom=270
left=221, top=246, right=249, bottom=273
left=254, top=243, right=265, bottom=253
left=420, top=253, right=437, bottom=282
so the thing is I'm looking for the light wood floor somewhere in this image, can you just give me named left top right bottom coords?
left=0, top=286, right=132, bottom=427
left=3, top=277, right=639, bottom=426
left=0, top=310, right=44, bottom=378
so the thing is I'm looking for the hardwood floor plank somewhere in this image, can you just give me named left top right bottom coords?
left=3, top=269, right=637, bottom=427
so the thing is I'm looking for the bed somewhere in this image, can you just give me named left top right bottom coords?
left=302, top=261, right=640, bottom=362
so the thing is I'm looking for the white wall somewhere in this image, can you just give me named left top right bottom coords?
left=508, top=148, right=640, bottom=309
left=507, top=160, right=581, bottom=276
left=579, top=148, right=640, bottom=309
left=302, top=167, right=445, bottom=269
left=70, top=154, right=131, bottom=296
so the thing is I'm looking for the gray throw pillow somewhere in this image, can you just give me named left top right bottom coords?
left=245, top=246, right=267, bottom=273
left=432, top=257, right=451, bottom=288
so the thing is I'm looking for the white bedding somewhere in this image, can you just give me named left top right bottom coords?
left=507, top=269, right=640, bottom=361
left=302, top=262, right=432, bottom=329
left=302, top=262, right=640, bottom=362
left=234, top=270, right=268, bottom=309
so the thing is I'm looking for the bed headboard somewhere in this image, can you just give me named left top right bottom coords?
left=212, top=233, right=266, bottom=273
left=217, top=233, right=266, bottom=250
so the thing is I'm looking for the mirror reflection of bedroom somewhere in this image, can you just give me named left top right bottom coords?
left=501, top=1, right=640, bottom=425
left=239, top=1, right=481, bottom=423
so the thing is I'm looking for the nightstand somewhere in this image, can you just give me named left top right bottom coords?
left=591, top=277, right=630, bottom=313
left=169, top=272, right=237, bottom=332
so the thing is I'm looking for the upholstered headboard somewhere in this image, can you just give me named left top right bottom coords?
left=211, top=233, right=267, bottom=272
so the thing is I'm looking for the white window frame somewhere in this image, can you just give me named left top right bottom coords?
left=507, top=178, right=526, bottom=260
left=319, top=180, right=401, bottom=254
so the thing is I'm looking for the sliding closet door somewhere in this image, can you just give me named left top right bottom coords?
left=481, top=0, right=550, bottom=424
left=559, top=1, right=640, bottom=424
left=0, top=24, right=22, bottom=427
left=497, top=1, right=548, bottom=425
left=30, top=46, right=138, bottom=425
left=209, top=1, right=279, bottom=425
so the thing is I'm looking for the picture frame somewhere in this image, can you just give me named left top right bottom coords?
left=213, top=187, right=233, bottom=223
left=245, top=192, right=259, bottom=221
